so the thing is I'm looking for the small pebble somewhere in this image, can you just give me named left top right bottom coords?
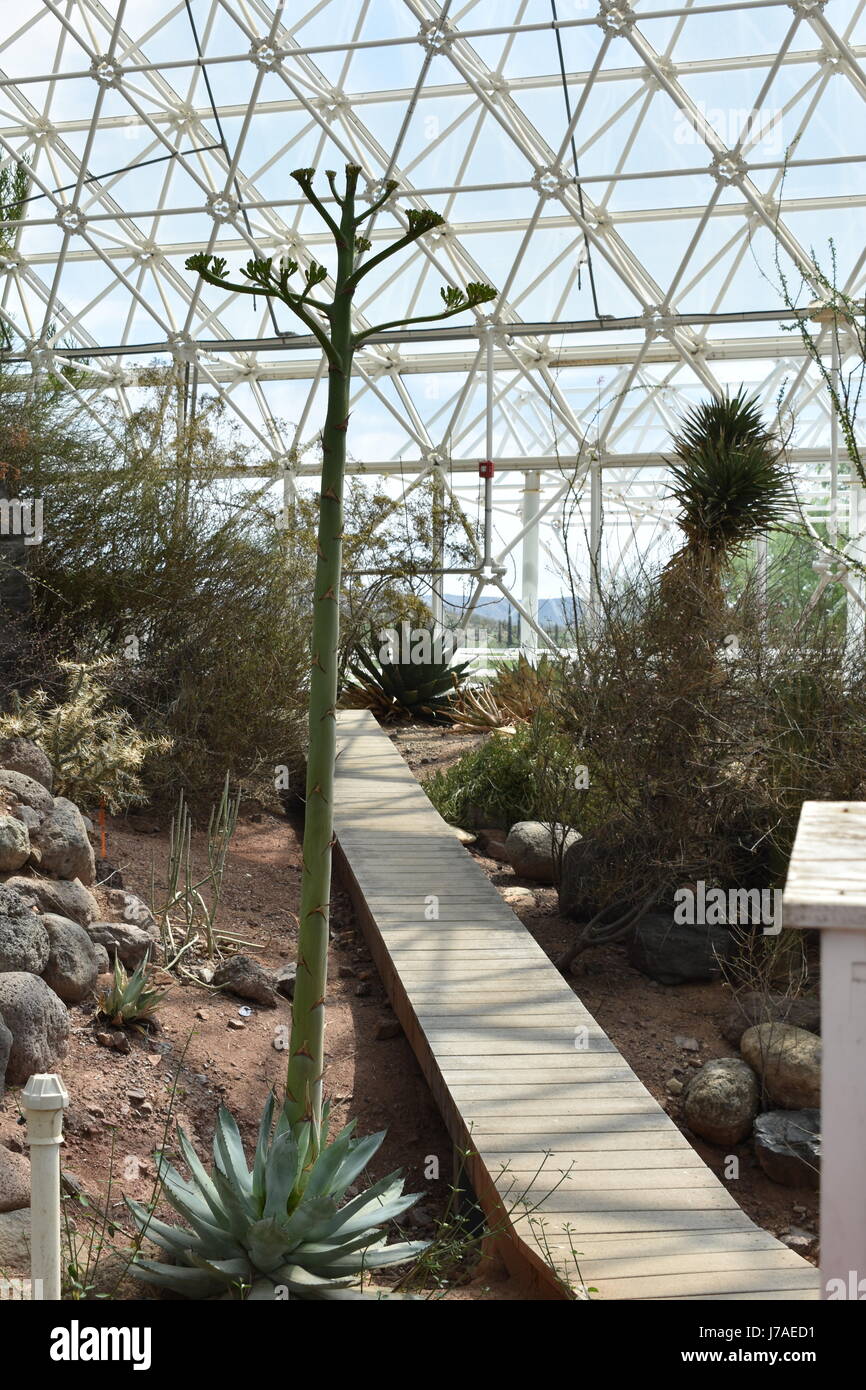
left=227, top=1019, right=246, bottom=1031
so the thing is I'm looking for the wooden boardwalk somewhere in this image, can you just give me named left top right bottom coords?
left=333, top=710, right=820, bottom=1300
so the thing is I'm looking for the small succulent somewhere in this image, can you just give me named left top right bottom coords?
left=97, top=955, right=166, bottom=1030
left=127, top=1095, right=426, bottom=1300
left=342, top=629, right=470, bottom=721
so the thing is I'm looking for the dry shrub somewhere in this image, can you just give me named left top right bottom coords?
left=553, top=559, right=866, bottom=965
left=1, top=374, right=310, bottom=806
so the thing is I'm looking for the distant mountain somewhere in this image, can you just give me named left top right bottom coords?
left=442, top=593, right=577, bottom=627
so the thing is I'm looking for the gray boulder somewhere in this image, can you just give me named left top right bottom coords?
left=85, top=921, right=156, bottom=971
left=10, top=804, right=41, bottom=834
left=683, top=1057, right=759, bottom=1146
left=0, top=769, right=54, bottom=817
left=0, top=815, right=29, bottom=872
left=213, top=955, right=277, bottom=1008
left=0, top=1146, right=31, bottom=1212
left=104, top=888, right=158, bottom=934
left=32, top=797, right=95, bottom=884
left=558, top=836, right=602, bottom=920
left=504, top=821, right=581, bottom=884
left=92, top=943, right=111, bottom=975
left=721, top=991, right=821, bottom=1047
left=0, top=1011, right=11, bottom=1097
left=0, top=973, right=69, bottom=1085
left=741, top=1022, right=821, bottom=1110
left=0, top=886, right=49, bottom=974
left=0, top=1208, right=30, bottom=1269
left=0, top=737, right=53, bottom=791
left=754, top=1109, right=820, bottom=1189
left=41, top=914, right=101, bottom=1004
left=2, top=875, right=99, bottom=926
left=273, top=962, right=296, bottom=1001
left=628, top=913, right=733, bottom=985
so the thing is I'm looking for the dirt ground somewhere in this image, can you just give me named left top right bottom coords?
left=0, top=800, right=526, bottom=1300
left=0, top=717, right=816, bottom=1301
left=392, top=723, right=819, bottom=1256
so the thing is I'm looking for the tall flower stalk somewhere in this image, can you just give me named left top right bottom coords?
left=187, top=165, right=496, bottom=1153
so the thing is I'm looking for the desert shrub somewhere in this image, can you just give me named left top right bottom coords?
left=425, top=716, right=582, bottom=830
left=0, top=660, right=168, bottom=811
left=1, top=374, right=311, bottom=805
left=552, top=562, right=866, bottom=963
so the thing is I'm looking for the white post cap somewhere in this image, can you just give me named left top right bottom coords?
left=21, top=1073, right=69, bottom=1111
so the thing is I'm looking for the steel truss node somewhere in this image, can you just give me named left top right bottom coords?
left=0, top=0, right=864, bottom=648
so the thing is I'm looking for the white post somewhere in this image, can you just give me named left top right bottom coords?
left=783, top=801, right=866, bottom=1300
left=820, top=928, right=866, bottom=1297
left=23, top=1073, right=69, bottom=1301
left=520, top=470, right=540, bottom=658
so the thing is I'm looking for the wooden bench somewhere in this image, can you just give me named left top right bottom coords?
left=333, top=710, right=820, bottom=1300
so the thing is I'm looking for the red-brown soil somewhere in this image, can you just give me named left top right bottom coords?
left=0, top=800, right=529, bottom=1299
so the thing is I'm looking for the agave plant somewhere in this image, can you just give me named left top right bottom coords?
left=97, top=954, right=166, bottom=1030
left=127, top=1093, right=426, bottom=1300
left=342, top=630, right=471, bottom=721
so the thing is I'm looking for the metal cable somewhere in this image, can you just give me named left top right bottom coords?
left=184, top=0, right=281, bottom=335
left=550, top=0, right=602, bottom=320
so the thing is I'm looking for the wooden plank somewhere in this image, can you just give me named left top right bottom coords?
left=474, top=1130, right=693, bottom=1153
left=586, top=1267, right=820, bottom=1300
left=333, top=710, right=819, bottom=1301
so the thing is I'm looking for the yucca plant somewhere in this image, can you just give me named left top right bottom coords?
left=97, top=955, right=166, bottom=1030
left=664, top=389, right=792, bottom=596
left=127, top=1094, right=425, bottom=1300
left=342, top=630, right=471, bottom=721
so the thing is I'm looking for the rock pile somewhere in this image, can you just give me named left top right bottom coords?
left=681, top=1014, right=821, bottom=1195
left=0, top=737, right=161, bottom=1097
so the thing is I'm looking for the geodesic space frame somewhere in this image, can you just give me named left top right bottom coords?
left=0, top=0, right=864, bottom=648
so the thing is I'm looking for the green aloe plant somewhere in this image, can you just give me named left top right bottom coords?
left=128, top=1094, right=425, bottom=1300
left=97, top=955, right=166, bottom=1030
left=343, top=629, right=471, bottom=720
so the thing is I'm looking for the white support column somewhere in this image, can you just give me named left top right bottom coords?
left=430, top=465, right=445, bottom=635
left=756, top=534, right=768, bottom=636
left=520, top=470, right=540, bottom=658
left=589, top=450, right=603, bottom=628
left=23, top=1073, right=69, bottom=1301
left=847, top=480, right=866, bottom=650
left=784, top=801, right=866, bottom=1300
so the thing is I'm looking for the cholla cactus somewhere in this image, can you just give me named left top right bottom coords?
left=127, top=1094, right=425, bottom=1300
left=0, top=660, right=170, bottom=811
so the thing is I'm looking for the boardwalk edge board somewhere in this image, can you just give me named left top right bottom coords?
left=333, top=711, right=820, bottom=1302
